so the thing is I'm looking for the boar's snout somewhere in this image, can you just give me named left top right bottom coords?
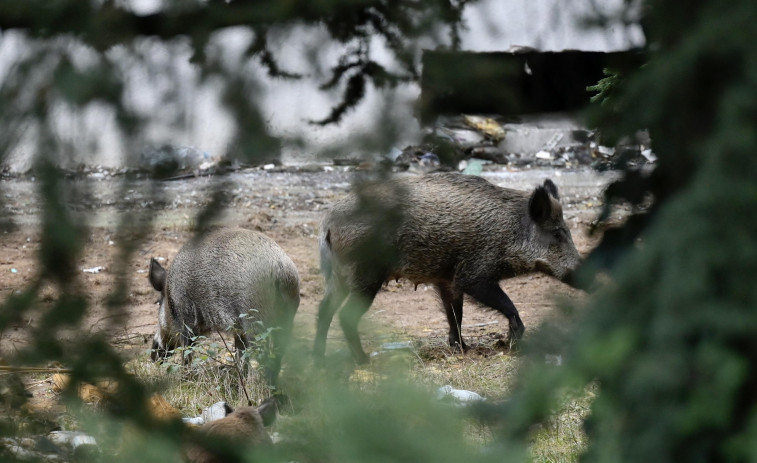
left=150, top=333, right=173, bottom=362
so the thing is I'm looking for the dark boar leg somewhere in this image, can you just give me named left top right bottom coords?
left=338, top=280, right=383, bottom=365
left=465, top=281, right=525, bottom=344
left=264, top=314, right=293, bottom=385
left=314, top=282, right=348, bottom=361
left=437, top=283, right=467, bottom=352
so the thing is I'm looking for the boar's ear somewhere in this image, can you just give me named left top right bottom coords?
left=543, top=179, right=559, bottom=199
left=149, top=258, right=166, bottom=292
left=257, top=397, right=278, bottom=427
left=529, top=185, right=553, bottom=224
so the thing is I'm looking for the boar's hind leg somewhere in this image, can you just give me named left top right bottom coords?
left=338, top=280, right=383, bottom=365
left=465, top=281, right=525, bottom=345
left=234, top=333, right=251, bottom=373
left=264, top=313, right=294, bottom=386
left=436, top=283, right=467, bottom=352
left=314, top=280, right=348, bottom=362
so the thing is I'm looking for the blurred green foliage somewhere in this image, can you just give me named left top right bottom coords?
left=3, top=0, right=757, bottom=462
left=516, top=1, right=757, bottom=462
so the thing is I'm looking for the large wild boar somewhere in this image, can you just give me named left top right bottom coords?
left=149, top=228, right=300, bottom=384
left=314, top=172, right=580, bottom=363
left=186, top=398, right=276, bottom=463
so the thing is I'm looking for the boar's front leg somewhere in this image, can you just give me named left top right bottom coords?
left=436, top=283, right=467, bottom=352
left=465, top=281, right=525, bottom=346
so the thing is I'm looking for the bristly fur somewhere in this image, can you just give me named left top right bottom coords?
left=149, top=228, right=300, bottom=385
left=314, top=172, right=580, bottom=363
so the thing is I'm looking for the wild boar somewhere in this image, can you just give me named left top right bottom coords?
left=314, top=172, right=580, bottom=363
left=149, top=227, right=300, bottom=384
left=186, top=398, right=276, bottom=463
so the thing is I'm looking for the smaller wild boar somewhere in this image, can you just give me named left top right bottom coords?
left=149, top=228, right=300, bottom=385
left=186, top=398, right=276, bottom=463
left=314, top=172, right=581, bottom=363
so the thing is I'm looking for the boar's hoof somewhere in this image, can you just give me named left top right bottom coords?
left=448, top=338, right=470, bottom=353
left=506, top=324, right=525, bottom=350
left=354, top=351, right=370, bottom=365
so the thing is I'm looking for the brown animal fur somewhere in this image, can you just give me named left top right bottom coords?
left=314, top=172, right=580, bottom=363
left=186, top=399, right=276, bottom=463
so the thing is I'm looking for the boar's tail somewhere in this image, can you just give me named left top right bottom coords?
left=319, top=229, right=334, bottom=281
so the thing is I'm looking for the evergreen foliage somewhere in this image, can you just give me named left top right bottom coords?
left=3, top=0, right=757, bottom=461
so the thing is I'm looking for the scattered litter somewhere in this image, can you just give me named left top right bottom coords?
left=183, top=416, right=205, bottom=426
left=183, top=400, right=231, bottom=426
left=202, top=401, right=231, bottom=423
left=385, top=147, right=403, bottom=162
left=0, top=438, right=43, bottom=460
left=82, top=266, right=105, bottom=274
left=461, top=158, right=485, bottom=175
left=436, top=385, right=486, bottom=406
left=535, top=150, right=554, bottom=160
left=419, top=152, right=440, bottom=167
left=48, top=431, right=97, bottom=451
left=462, top=115, right=506, bottom=142
left=597, top=145, right=615, bottom=157
left=10, top=268, right=17, bottom=273
left=263, top=164, right=276, bottom=170
left=641, top=149, right=657, bottom=163
left=380, top=341, right=414, bottom=351
left=543, top=132, right=564, bottom=150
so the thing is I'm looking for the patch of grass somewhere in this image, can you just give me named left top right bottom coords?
left=121, top=320, right=591, bottom=462
left=528, top=385, right=594, bottom=463
left=126, top=340, right=272, bottom=414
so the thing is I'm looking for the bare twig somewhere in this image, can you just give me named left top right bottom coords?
left=0, top=365, right=73, bottom=373
left=215, top=329, right=251, bottom=406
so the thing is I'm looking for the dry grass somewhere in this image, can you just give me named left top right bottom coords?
left=120, top=320, right=591, bottom=462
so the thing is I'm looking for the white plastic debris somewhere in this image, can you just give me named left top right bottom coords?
left=598, top=145, right=615, bottom=157
left=380, top=341, right=413, bottom=351
left=462, top=160, right=483, bottom=175
left=203, top=401, right=231, bottom=423
left=48, top=431, right=97, bottom=451
left=436, top=385, right=486, bottom=406
left=543, top=132, right=564, bottom=150
left=82, top=266, right=105, bottom=274
left=535, top=150, right=554, bottom=160
left=641, top=149, right=657, bottom=163
left=419, top=152, right=440, bottom=167
left=10, top=268, right=17, bottom=273
left=263, top=164, right=276, bottom=170
left=182, top=401, right=230, bottom=426
left=182, top=416, right=205, bottom=426
left=385, top=147, right=403, bottom=162
left=545, top=354, right=563, bottom=366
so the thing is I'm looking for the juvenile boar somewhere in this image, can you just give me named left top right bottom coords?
left=186, top=398, right=276, bottom=463
left=149, top=228, right=300, bottom=384
left=314, top=172, right=580, bottom=363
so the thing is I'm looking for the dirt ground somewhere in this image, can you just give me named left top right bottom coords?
left=0, top=167, right=614, bottom=363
